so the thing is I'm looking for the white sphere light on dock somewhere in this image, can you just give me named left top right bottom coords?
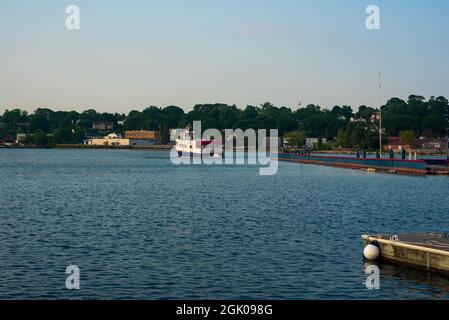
left=363, top=244, right=380, bottom=261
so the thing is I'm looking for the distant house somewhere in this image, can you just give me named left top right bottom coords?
left=306, top=138, right=326, bottom=148
left=92, top=121, right=115, bottom=132
left=371, top=112, right=380, bottom=122
left=385, top=137, right=410, bottom=152
left=416, top=138, right=447, bottom=150
left=283, top=137, right=291, bottom=147
left=15, top=133, right=28, bottom=144
left=385, top=137, right=447, bottom=152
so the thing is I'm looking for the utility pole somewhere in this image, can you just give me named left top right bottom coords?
left=447, top=128, right=449, bottom=160
left=378, top=72, right=382, bottom=157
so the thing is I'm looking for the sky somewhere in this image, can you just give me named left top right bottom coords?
left=1, top=0, right=449, bottom=114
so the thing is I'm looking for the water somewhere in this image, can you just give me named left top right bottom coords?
left=1, top=149, right=449, bottom=300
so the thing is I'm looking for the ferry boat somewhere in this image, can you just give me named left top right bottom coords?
left=175, top=126, right=223, bottom=157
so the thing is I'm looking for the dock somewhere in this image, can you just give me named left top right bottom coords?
left=426, top=165, right=449, bottom=176
left=362, top=233, right=449, bottom=276
left=277, top=153, right=449, bottom=176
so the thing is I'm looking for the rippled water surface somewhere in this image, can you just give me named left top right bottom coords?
left=1, top=149, right=449, bottom=299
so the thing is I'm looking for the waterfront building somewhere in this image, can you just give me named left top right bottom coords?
left=85, top=131, right=161, bottom=147
left=125, top=130, right=160, bottom=145
left=416, top=138, right=447, bottom=150
left=283, top=138, right=291, bottom=148
left=306, top=138, right=327, bottom=148
left=86, top=133, right=129, bottom=146
left=15, top=133, right=27, bottom=144
left=385, top=137, right=411, bottom=152
left=385, top=136, right=447, bottom=153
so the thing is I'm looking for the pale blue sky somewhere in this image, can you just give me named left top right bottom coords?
left=1, top=0, right=448, bottom=113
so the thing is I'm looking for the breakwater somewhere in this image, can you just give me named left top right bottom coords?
left=278, top=153, right=429, bottom=175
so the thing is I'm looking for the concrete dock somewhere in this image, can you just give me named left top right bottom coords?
left=278, top=153, right=449, bottom=176
left=362, top=233, right=449, bottom=276
left=278, top=153, right=430, bottom=175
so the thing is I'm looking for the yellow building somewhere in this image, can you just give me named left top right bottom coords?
left=125, top=130, right=160, bottom=143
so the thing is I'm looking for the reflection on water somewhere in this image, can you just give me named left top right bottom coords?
left=363, top=261, right=449, bottom=299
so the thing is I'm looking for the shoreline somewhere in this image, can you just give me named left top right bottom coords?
left=1, top=144, right=448, bottom=158
left=0, top=144, right=174, bottom=151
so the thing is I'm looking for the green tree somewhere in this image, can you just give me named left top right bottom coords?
left=73, top=127, right=86, bottom=143
left=22, top=131, right=49, bottom=147
left=356, top=105, right=376, bottom=122
left=350, top=123, right=365, bottom=148
left=422, top=114, right=447, bottom=137
left=34, top=131, right=49, bottom=147
left=53, top=128, right=73, bottom=144
left=283, top=131, right=306, bottom=147
left=399, top=130, right=415, bottom=146
left=337, top=128, right=346, bottom=147
left=317, top=137, right=323, bottom=150
left=2, top=94, right=448, bottom=149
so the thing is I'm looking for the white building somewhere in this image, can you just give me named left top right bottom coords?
left=85, top=132, right=159, bottom=147
left=86, top=133, right=129, bottom=146
left=16, top=133, right=27, bottom=144
left=306, top=138, right=327, bottom=148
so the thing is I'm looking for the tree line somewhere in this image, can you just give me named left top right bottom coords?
left=0, top=95, right=448, bottom=148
